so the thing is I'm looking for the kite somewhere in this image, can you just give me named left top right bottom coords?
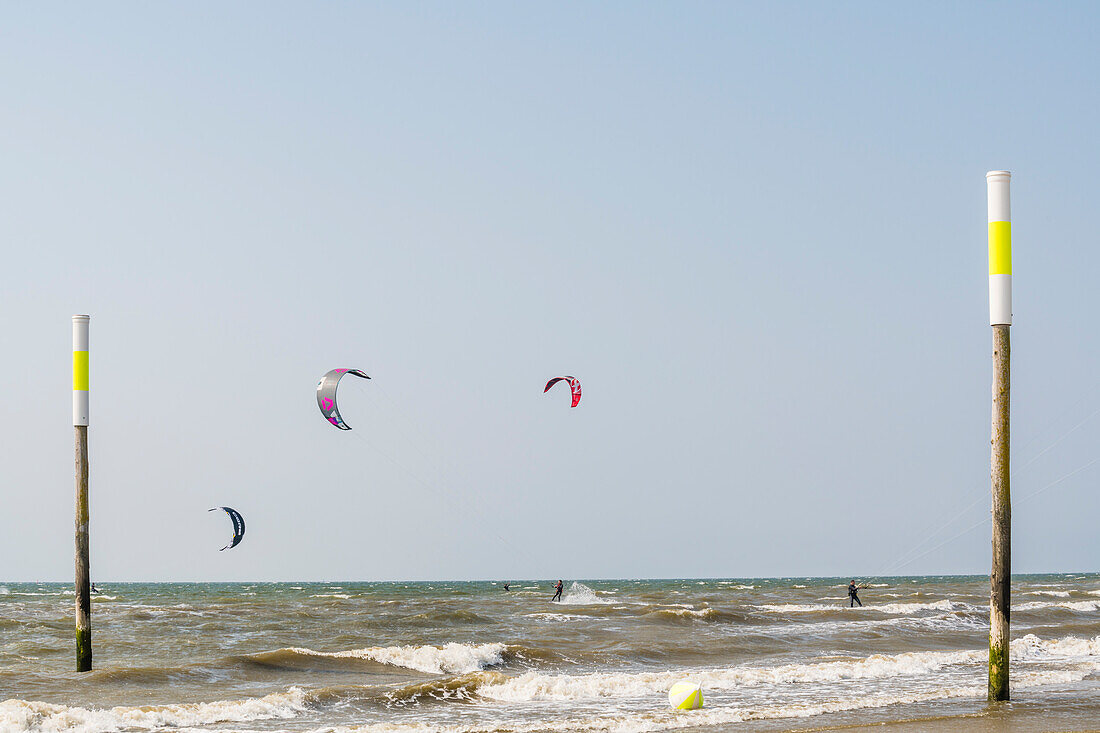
left=316, top=369, right=371, bottom=430
left=544, top=376, right=582, bottom=408
left=209, top=507, right=245, bottom=551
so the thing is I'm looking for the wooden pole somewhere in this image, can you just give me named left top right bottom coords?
left=989, top=324, right=1010, bottom=700
left=75, top=424, right=91, bottom=670
left=73, top=314, right=91, bottom=671
left=986, top=171, right=1011, bottom=701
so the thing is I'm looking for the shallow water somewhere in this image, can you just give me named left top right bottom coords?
left=2, top=575, right=1100, bottom=731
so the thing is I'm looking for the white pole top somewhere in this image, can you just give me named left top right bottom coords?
left=72, top=316, right=89, bottom=351
left=987, top=171, right=1011, bottom=222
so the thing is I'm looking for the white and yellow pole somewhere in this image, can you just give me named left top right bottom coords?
left=73, top=314, right=91, bottom=671
left=986, top=172, right=1011, bottom=701
left=988, top=172, right=1012, bottom=327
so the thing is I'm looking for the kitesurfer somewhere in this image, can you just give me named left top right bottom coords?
left=552, top=580, right=563, bottom=602
left=90, top=583, right=100, bottom=595
left=848, top=580, right=865, bottom=607
left=503, top=584, right=510, bottom=591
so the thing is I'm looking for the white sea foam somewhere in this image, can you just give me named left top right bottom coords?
left=0, top=586, right=8, bottom=595
left=113, top=604, right=207, bottom=617
left=1015, top=600, right=1100, bottom=612
left=323, top=686, right=992, bottom=733
left=765, top=602, right=840, bottom=612
left=310, top=593, right=352, bottom=599
left=872, top=600, right=972, bottom=614
left=526, top=612, right=586, bottom=621
left=287, top=642, right=507, bottom=674
left=1028, top=590, right=1071, bottom=597
left=0, top=688, right=309, bottom=732
left=478, top=634, right=1100, bottom=704
left=5, top=636, right=1098, bottom=733
left=325, top=671, right=1100, bottom=733
left=480, top=650, right=981, bottom=702
left=653, top=606, right=718, bottom=619
left=757, top=599, right=967, bottom=614
left=313, top=685, right=987, bottom=733
left=769, top=611, right=985, bottom=639
left=1011, top=633, right=1100, bottom=659
left=559, top=582, right=612, bottom=605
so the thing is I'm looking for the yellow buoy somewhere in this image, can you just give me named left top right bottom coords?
left=668, top=680, right=703, bottom=710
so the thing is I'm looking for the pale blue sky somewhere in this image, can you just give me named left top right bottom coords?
left=2, top=2, right=1099, bottom=581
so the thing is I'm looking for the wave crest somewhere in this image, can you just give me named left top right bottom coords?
left=1015, top=600, right=1100, bottom=612
left=388, top=671, right=509, bottom=705
left=757, top=599, right=969, bottom=614
left=479, top=634, right=1100, bottom=703
left=285, top=642, right=508, bottom=674
left=0, top=688, right=309, bottom=732
left=558, top=582, right=613, bottom=605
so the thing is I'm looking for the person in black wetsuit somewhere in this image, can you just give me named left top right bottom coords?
left=552, top=580, right=563, bottom=602
left=848, top=580, right=863, bottom=607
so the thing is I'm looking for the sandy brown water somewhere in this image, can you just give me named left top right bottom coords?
left=2, top=575, right=1100, bottom=732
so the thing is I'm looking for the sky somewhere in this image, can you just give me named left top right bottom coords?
left=2, top=2, right=1099, bottom=582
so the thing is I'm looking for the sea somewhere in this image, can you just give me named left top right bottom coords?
left=2, top=575, right=1100, bottom=732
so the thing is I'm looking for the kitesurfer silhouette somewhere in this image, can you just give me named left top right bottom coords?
left=552, top=580, right=563, bottom=602
left=848, top=580, right=867, bottom=607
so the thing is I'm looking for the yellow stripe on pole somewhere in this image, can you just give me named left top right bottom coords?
left=73, top=351, right=89, bottom=391
left=988, top=221, right=1012, bottom=275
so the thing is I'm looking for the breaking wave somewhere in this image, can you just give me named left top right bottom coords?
left=756, top=599, right=969, bottom=614
left=1015, top=600, right=1100, bottom=612
left=0, top=688, right=310, bottom=732
left=407, top=609, right=493, bottom=625
left=387, top=671, right=509, bottom=705
left=526, top=612, right=587, bottom=622
left=559, top=582, right=613, bottom=605
left=647, top=606, right=722, bottom=621
left=4, top=634, right=1097, bottom=731
left=477, top=633, right=1100, bottom=703
left=284, top=642, right=509, bottom=674
left=479, top=651, right=978, bottom=702
left=642, top=606, right=760, bottom=625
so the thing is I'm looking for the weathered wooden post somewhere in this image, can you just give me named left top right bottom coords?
left=73, top=314, right=91, bottom=671
left=986, top=171, right=1011, bottom=701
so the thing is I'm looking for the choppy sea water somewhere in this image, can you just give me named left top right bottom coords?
left=2, top=576, right=1100, bottom=732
